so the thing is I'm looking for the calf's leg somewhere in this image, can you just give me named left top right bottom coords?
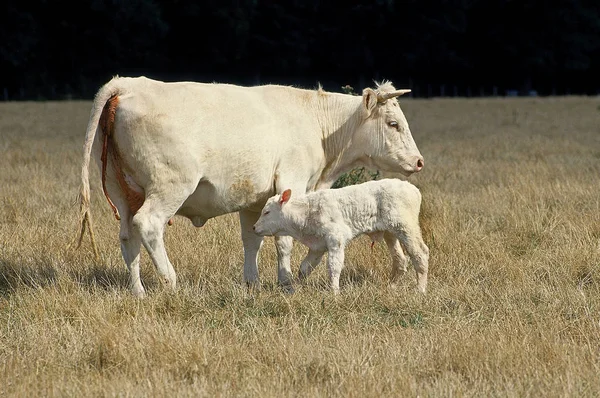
left=383, top=231, right=408, bottom=284
left=298, top=248, right=325, bottom=281
left=326, top=241, right=346, bottom=294
left=396, top=225, right=429, bottom=294
left=275, top=235, right=295, bottom=292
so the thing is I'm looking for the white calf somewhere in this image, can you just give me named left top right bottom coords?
left=252, top=179, right=429, bottom=293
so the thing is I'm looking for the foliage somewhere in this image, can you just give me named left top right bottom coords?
left=332, top=84, right=381, bottom=189
left=332, top=167, right=381, bottom=189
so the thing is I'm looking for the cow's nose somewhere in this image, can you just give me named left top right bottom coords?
left=416, top=157, right=424, bottom=171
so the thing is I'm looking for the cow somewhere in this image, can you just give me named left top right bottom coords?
left=77, top=76, right=424, bottom=297
left=252, top=179, right=429, bottom=294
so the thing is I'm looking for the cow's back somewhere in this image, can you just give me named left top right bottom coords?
left=113, top=77, right=317, bottom=133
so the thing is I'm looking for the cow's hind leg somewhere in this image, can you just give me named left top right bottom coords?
left=103, top=178, right=145, bottom=297
left=383, top=231, right=408, bottom=285
left=119, top=213, right=144, bottom=297
left=133, top=193, right=190, bottom=291
left=239, top=210, right=264, bottom=293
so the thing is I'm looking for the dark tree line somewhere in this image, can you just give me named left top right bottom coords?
left=2, top=0, right=600, bottom=100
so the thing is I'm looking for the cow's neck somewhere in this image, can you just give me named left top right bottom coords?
left=315, top=93, right=367, bottom=189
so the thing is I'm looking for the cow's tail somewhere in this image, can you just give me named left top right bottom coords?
left=75, top=77, right=122, bottom=259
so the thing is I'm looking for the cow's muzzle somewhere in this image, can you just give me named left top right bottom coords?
left=416, top=157, right=424, bottom=171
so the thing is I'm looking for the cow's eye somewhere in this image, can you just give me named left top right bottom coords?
left=264, top=211, right=270, bottom=216
left=388, top=121, right=398, bottom=129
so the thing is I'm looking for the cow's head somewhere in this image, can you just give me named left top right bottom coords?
left=253, top=189, right=292, bottom=236
left=356, top=81, right=423, bottom=176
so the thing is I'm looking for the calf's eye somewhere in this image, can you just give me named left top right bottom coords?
left=264, top=211, right=270, bottom=216
left=388, top=121, right=398, bottom=129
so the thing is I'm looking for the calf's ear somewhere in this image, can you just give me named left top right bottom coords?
left=279, top=189, right=292, bottom=205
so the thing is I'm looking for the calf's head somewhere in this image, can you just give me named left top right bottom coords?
left=356, top=82, right=424, bottom=176
left=253, top=189, right=292, bottom=236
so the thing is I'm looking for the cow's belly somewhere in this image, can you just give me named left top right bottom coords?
left=176, top=178, right=272, bottom=226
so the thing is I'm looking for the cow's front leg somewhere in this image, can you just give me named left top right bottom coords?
left=275, top=235, right=294, bottom=293
left=239, top=210, right=264, bottom=293
left=272, top=178, right=309, bottom=293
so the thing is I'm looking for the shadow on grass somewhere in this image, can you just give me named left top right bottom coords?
left=0, top=258, right=58, bottom=296
left=68, top=261, right=164, bottom=295
left=0, top=257, right=152, bottom=296
left=67, top=263, right=132, bottom=293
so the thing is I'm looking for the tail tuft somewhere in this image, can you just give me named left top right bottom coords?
left=74, top=77, right=121, bottom=260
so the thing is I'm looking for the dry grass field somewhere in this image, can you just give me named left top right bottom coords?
left=1, top=96, right=599, bottom=397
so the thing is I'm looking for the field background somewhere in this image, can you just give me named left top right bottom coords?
left=1, top=97, right=599, bottom=397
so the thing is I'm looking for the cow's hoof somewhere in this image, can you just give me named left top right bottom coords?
left=246, top=281, right=261, bottom=296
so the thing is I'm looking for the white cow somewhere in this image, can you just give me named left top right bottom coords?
left=77, top=76, right=424, bottom=297
left=252, top=179, right=429, bottom=294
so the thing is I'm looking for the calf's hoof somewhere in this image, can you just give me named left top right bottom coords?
left=162, top=275, right=177, bottom=291
left=131, top=287, right=146, bottom=298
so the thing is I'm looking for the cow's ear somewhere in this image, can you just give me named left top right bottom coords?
left=279, top=189, right=292, bottom=205
left=362, top=88, right=377, bottom=115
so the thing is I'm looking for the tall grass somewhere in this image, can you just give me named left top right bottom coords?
left=1, top=97, right=599, bottom=396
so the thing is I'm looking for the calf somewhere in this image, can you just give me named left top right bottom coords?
left=252, top=179, right=429, bottom=293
